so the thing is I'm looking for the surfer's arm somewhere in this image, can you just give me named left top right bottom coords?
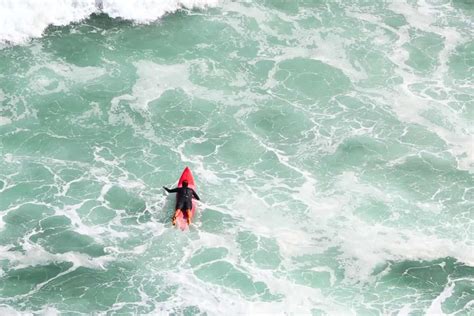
left=163, top=186, right=178, bottom=193
left=192, top=189, right=200, bottom=200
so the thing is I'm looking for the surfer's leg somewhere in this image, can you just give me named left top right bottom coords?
left=186, top=209, right=191, bottom=225
left=172, top=209, right=181, bottom=225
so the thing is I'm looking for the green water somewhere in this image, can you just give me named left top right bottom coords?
left=0, top=0, right=473, bottom=314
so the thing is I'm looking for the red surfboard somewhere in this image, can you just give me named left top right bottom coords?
left=174, top=167, right=197, bottom=230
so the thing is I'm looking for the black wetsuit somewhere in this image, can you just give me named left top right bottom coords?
left=164, top=186, right=200, bottom=210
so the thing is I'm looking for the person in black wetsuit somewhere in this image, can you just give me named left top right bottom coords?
left=163, top=180, right=200, bottom=225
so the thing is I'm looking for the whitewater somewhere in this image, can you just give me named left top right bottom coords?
left=0, top=0, right=473, bottom=314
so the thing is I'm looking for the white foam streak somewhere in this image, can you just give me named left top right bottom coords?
left=0, top=89, right=11, bottom=125
left=426, top=282, right=455, bottom=315
left=0, top=305, right=25, bottom=316
left=321, top=172, right=474, bottom=280
left=112, top=61, right=193, bottom=113
left=340, top=222, right=474, bottom=279
left=165, top=267, right=348, bottom=315
left=0, top=243, right=113, bottom=270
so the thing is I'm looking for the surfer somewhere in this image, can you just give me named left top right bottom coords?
left=163, top=180, right=200, bottom=225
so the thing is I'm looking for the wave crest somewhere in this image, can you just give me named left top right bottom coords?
left=0, top=0, right=218, bottom=44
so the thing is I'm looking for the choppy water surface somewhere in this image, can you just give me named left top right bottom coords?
left=0, top=0, right=473, bottom=314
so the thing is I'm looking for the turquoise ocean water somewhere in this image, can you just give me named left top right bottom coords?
left=0, top=0, right=473, bottom=314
